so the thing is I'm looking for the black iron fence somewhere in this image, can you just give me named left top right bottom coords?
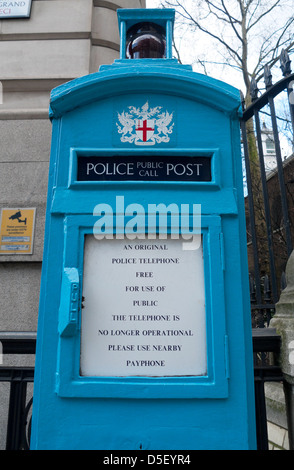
left=252, top=328, right=283, bottom=450
left=240, top=49, right=294, bottom=327
left=0, top=332, right=35, bottom=450
left=0, top=330, right=283, bottom=450
left=239, top=49, right=294, bottom=450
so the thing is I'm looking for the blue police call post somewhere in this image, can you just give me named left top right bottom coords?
left=31, top=9, right=256, bottom=450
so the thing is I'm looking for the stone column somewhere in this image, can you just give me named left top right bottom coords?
left=270, top=250, right=294, bottom=450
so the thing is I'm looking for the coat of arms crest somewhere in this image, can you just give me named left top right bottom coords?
left=116, top=101, right=174, bottom=146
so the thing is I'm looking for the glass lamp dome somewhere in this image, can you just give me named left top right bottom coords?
left=126, top=22, right=166, bottom=59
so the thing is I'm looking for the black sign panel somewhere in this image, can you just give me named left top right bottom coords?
left=77, top=155, right=211, bottom=182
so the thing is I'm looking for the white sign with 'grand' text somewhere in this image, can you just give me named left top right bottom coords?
left=0, top=1, right=32, bottom=18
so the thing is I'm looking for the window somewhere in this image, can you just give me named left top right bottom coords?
left=266, top=137, right=275, bottom=154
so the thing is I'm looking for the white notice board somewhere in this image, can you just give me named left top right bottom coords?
left=80, top=236, right=207, bottom=377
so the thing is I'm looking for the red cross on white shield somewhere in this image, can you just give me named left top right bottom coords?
left=135, top=119, right=155, bottom=142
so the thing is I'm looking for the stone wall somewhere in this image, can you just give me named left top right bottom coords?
left=266, top=383, right=289, bottom=450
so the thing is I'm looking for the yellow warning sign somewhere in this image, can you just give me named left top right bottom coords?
left=0, top=208, right=36, bottom=254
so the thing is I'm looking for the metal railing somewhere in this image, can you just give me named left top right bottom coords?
left=0, top=330, right=283, bottom=450
left=0, top=332, right=35, bottom=450
left=252, top=328, right=283, bottom=450
left=240, top=49, right=294, bottom=327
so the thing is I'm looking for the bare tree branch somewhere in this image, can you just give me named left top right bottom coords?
left=247, top=0, right=282, bottom=32
left=160, top=0, right=294, bottom=100
left=220, top=0, right=243, bottom=43
left=172, top=36, right=182, bottom=63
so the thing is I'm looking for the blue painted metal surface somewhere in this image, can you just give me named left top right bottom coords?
left=30, top=9, right=256, bottom=450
